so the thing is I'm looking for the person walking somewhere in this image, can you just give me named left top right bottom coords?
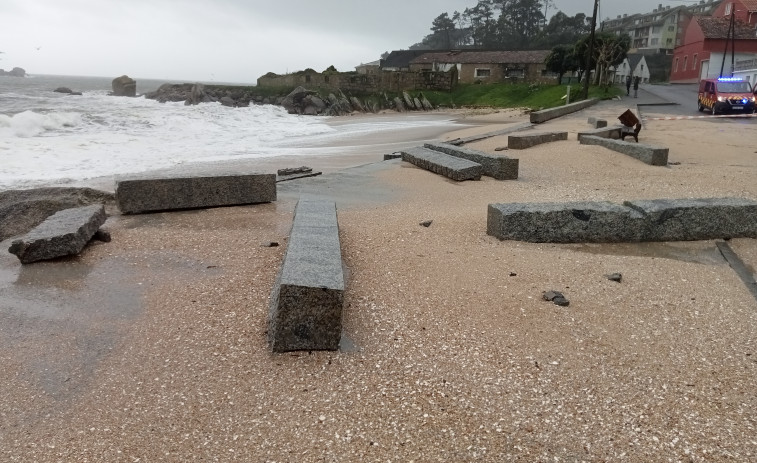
left=626, top=75, right=632, bottom=96
left=633, top=76, right=640, bottom=98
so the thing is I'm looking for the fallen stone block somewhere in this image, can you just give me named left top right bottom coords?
left=580, top=135, right=668, bottom=166
left=577, top=126, right=622, bottom=142
left=625, top=197, right=757, bottom=241
left=8, top=205, right=107, bottom=264
left=424, top=142, right=518, bottom=180
left=401, top=147, right=482, bottom=181
left=487, top=201, right=646, bottom=243
left=587, top=117, right=608, bottom=128
left=530, top=98, right=598, bottom=124
left=115, top=170, right=276, bottom=214
left=268, top=199, right=345, bottom=352
left=507, top=131, right=568, bottom=150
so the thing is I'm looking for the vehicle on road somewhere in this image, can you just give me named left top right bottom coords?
left=697, top=77, right=755, bottom=114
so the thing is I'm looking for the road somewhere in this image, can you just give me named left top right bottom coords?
left=635, top=83, right=757, bottom=126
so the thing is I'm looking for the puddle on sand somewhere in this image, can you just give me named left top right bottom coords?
left=339, top=334, right=360, bottom=353
left=569, top=241, right=727, bottom=265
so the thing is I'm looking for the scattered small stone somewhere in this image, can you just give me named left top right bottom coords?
left=509, top=272, right=517, bottom=277
left=543, top=290, right=570, bottom=306
left=92, top=229, right=111, bottom=242
left=669, top=161, right=681, bottom=165
left=494, top=146, right=509, bottom=151
left=261, top=241, right=280, bottom=247
left=606, top=272, right=622, bottom=282
left=420, top=220, right=433, bottom=227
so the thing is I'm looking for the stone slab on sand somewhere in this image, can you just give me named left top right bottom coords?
left=424, top=141, right=518, bottom=180
left=8, top=204, right=106, bottom=263
left=115, top=170, right=276, bottom=214
left=268, top=199, right=344, bottom=352
left=400, top=146, right=482, bottom=181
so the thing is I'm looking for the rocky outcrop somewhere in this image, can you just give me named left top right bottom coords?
left=112, top=75, right=137, bottom=97
left=143, top=83, right=434, bottom=115
left=53, top=87, right=83, bottom=95
left=0, top=67, right=26, bottom=77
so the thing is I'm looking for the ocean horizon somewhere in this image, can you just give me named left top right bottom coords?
left=0, top=74, right=462, bottom=191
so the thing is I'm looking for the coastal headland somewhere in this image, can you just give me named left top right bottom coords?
left=1, top=89, right=757, bottom=461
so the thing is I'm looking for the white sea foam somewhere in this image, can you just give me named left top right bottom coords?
left=0, top=75, right=461, bottom=190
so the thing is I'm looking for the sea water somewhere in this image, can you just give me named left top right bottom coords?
left=0, top=74, right=460, bottom=190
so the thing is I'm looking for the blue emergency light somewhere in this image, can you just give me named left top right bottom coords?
left=717, top=77, right=743, bottom=81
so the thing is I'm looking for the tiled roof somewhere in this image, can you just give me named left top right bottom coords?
left=382, top=50, right=432, bottom=68
left=410, top=50, right=550, bottom=65
left=741, top=0, right=757, bottom=11
left=697, top=16, right=757, bottom=39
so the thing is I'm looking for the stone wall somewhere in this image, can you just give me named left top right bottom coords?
left=257, top=70, right=455, bottom=93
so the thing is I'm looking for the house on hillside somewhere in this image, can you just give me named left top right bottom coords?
left=601, top=1, right=722, bottom=54
left=408, top=50, right=551, bottom=84
left=355, top=60, right=380, bottom=75
left=612, top=54, right=651, bottom=83
left=380, top=50, right=433, bottom=71
left=670, top=0, right=757, bottom=83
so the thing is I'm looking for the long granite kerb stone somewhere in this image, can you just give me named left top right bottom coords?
left=487, top=201, right=646, bottom=243
left=268, top=199, right=345, bottom=352
left=580, top=135, right=668, bottom=166
left=424, top=142, right=518, bottom=180
left=625, top=197, right=757, bottom=241
left=8, top=204, right=107, bottom=264
left=115, top=169, right=276, bottom=214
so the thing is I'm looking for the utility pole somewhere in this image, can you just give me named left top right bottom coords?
left=582, top=0, right=599, bottom=100
left=719, top=8, right=736, bottom=77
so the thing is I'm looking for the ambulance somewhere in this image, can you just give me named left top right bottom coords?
left=697, top=77, right=755, bottom=115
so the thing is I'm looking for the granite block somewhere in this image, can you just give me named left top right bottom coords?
left=115, top=170, right=276, bottom=214
left=268, top=200, right=345, bottom=352
left=507, top=131, right=568, bottom=150
left=580, top=135, right=668, bottom=166
left=401, top=147, right=482, bottom=181
left=487, top=201, right=646, bottom=243
left=9, top=204, right=107, bottom=263
left=625, top=197, right=757, bottom=241
left=424, top=142, right=518, bottom=180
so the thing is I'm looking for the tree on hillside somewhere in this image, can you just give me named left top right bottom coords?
left=536, top=12, right=590, bottom=48
left=544, top=44, right=581, bottom=83
left=575, top=32, right=630, bottom=85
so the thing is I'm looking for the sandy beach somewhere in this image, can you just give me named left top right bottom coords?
left=1, top=93, right=757, bottom=462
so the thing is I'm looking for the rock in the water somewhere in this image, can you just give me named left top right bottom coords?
left=54, top=87, right=73, bottom=93
left=112, top=75, right=137, bottom=97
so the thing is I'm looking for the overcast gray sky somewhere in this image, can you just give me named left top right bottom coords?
left=1, top=0, right=694, bottom=83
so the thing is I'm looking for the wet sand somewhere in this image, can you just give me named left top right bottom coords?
left=1, top=96, right=757, bottom=462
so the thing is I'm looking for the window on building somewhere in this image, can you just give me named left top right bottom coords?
left=651, top=38, right=659, bottom=45
left=683, top=56, right=688, bottom=71
left=668, top=25, right=675, bottom=31
left=674, top=57, right=679, bottom=72
left=475, top=68, right=491, bottom=78
left=693, top=54, right=698, bottom=70
left=725, top=2, right=733, bottom=15
left=507, top=68, right=525, bottom=78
